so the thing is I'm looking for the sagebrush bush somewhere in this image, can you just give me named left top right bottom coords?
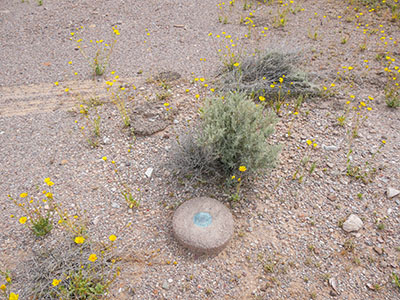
left=219, top=51, right=318, bottom=99
left=200, top=92, right=281, bottom=177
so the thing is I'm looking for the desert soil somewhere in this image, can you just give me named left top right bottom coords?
left=0, top=0, right=400, bottom=299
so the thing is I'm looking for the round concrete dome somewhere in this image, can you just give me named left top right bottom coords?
left=172, top=197, right=234, bottom=254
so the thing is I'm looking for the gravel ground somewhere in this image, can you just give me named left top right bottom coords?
left=1, top=0, right=400, bottom=299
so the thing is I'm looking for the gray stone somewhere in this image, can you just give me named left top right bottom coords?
left=145, top=167, right=153, bottom=178
left=322, top=144, right=339, bottom=151
left=102, top=136, right=111, bottom=145
left=111, top=202, right=120, bottom=209
left=387, top=187, right=400, bottom=199
left=132, top=101, right=171, bottom=136
left=172, top=197, right=234, bottom=254
left=162, top=280, right=169, bottom=290
left=342, top=214, right=363, bottom=232
left=329, top=277, right=339, bottom=295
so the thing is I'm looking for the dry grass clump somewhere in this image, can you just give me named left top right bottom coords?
left=218, top=51, right=318, bottom=99
left=22, top=236, right=118, bottom=299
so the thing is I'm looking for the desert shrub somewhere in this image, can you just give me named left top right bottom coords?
left=169, top=92, right=280, bottom=180
left=202, top=92, right=281, bottom=177
left=218, top=50, right=318, bottom=99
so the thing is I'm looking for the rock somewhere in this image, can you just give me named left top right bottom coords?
left=145, top=167, right=154, bottom=178
left=373, top=246, right=383, bottom=255
left=60, top=159, right=68, bottom=165
left=102, top=137, right=111, bottom=145
left=366, top=283, right=375, bottom=290
left=387, top=187, right=400, bottom=199
left=322, top=144, right=339, bottom=151
left=162, top=280, right=169, bottom=290
left=133, top=101, right=171, bottom=136
left=342, top=214, right=363, bottom=232
left=329, top=277, right=339, bottom=295
left=327, top=194, right=337, bottom=201
left=154, top=71, right=181, bottom=82
left=111, top=202, right=121, bottom=209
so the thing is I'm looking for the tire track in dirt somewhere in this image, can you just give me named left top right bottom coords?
left=0, top=77, right=141, bottom=117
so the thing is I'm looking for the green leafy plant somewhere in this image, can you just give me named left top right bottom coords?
left=76, top=103, right=102, bottom=148
left=385, top=86, right=400, bottom=108
left=393, top=273, right=400, bottom=290
left=103, top=157, right=141, bottom=209
left=345, top=140, right=386, bottom=183
left=106, top=77, right=134, bottom=129
left=9, top=179, right=57, bottom=237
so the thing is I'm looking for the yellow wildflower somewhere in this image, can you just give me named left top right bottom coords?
left=74, top=236, right=85, bottom=244
left=306, top=140, right=312, bottom=145
left=9, top=293, right=19, bottom=300
left=19, top=217, right=27, bottom=224
left=45, top=192, right=53, bottom=199
left=102, top=156, right=107, bottom=161
left=88, top=254, right=98, bottom=262
left=20, top=193, right=28, bottom=198
left=382, top=140, right=386, bottom=144
left=0, top=284, right=6, bottom=291
left=109, top=234, right=117, bottom=242
left=239, top=166, right=247, bottom=172
left=52, top=279, right=61, bottom=287
left=54, top=81, right=59, bottom=86
left=259, top=96, right=265, bottom=101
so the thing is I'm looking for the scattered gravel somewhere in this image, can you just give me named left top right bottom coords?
left=1, top=1, right=400, bottom=300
